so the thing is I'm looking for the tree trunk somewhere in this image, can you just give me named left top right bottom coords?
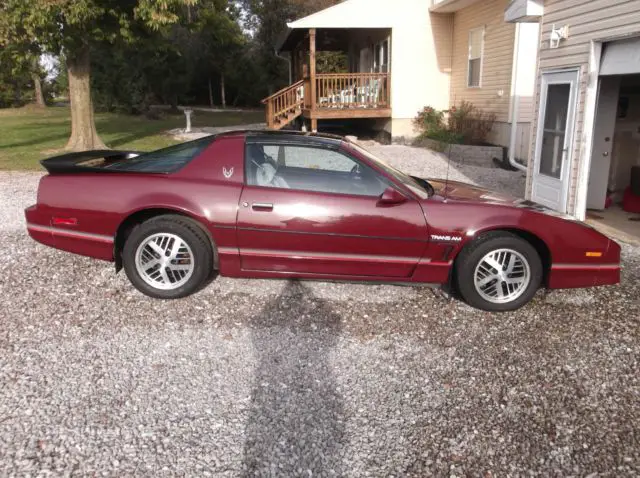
left=220, top=73, right=226, bottom=109
left=65, top=45, right=106, bottom=151
left=14, top=80, right=22, bottom=106
left=208, top=78, right=214, bottom=108
left=33, top=74, right=46, bottom=108
left=169, top=94, right=179, bottom=114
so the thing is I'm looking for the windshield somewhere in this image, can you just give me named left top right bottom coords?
left=348, top=142, right=433, bottom=198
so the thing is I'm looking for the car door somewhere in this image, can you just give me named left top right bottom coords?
left=236, top=138, right=429, bottom=278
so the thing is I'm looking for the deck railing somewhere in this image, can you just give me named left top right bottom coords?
left=262, top=73, right=391, bottom=129
left=315, top=72, right=390, bottom=109
left=261, top=80, right=305, bottom=129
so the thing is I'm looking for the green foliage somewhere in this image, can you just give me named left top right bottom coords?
left=0, top=46, right=32, bottom=107
left=316, top=52, right=349, bottom=74
left=0, top=0, right=349, bottom=116
left=447, top=101, right=497, bottom=145
left=86, top=0, right=253, bottom=112
left=413, top=101, right=496, bottom=146
left=0, top=0, right=199, bottom=55
left=413, top=106, right=446, bottom=138
left=241, top=0, right=343, bottom=93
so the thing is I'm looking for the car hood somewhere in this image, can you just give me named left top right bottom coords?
left=427, top=179, right=518, bottom=204
left=425, top=178, right=582, bottom=221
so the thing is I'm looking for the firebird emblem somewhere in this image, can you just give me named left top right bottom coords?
left=223, top=167, right=234, bottom=179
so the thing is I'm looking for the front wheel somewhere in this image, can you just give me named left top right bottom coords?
left=123, top=215, right=214, bottom=299
left=455, top=232, right=542, bottom=312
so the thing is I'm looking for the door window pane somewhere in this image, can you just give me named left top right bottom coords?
left=539, top=84, right=571, bottom=179
left=245, top=143, right=389, bottom=197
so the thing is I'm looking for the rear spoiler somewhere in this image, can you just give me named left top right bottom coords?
left=40, top=150, right=142, bottom=174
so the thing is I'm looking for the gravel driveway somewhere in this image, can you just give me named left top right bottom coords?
left=1, top=146, right=639, bottom=476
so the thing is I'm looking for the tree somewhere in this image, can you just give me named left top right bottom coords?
left=31, top=59, right=47, bottom=108
left=191, top=0, right=245, bottom=108
left=0, top=33, right=46, bottom=109
left=0, top=46, right=32, bottom=108
left=0, top=0, right=198, bottom=151
left=241, top=0, right=342, bottom=94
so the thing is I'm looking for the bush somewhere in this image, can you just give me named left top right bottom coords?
left=413, top=106, right=446, bottom=138
left=448, top=101, right=496, bottom=144
left=413, top=101, right=496, bottom=146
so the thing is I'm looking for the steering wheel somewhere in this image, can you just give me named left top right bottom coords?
left=350, top=164, right=362, bottom=177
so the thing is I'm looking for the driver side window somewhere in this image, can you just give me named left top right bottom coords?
left=245, top=143, right=389, bottom=197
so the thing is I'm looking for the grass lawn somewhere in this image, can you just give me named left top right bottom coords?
left=0, top=106, right=264, bottom=170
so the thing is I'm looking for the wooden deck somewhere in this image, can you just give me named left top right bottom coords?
left=263, top=72, right=392, bottom=129
left=262, top=29, right=391, bottom=130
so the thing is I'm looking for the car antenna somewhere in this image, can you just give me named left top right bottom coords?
left=444, top=141, right=453, bottom=203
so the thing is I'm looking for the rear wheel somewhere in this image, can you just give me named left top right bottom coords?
left=455, top=232, right=542, bottom=312
left=123, top=216, right=213, bottom=299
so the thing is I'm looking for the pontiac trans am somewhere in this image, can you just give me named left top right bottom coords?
left=25, top=131, right=621, bottom=312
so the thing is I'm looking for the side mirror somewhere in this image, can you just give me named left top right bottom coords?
left=378, top=187, right=407, bottom=206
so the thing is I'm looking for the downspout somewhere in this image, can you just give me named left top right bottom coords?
left=508, top=22, right=527, bottom=172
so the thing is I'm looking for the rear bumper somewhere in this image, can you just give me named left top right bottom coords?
left=25, top=204, right=114, bottom=261
left=25, top=204, right=55, bottom=247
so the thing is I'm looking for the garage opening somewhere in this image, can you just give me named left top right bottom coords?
left=586, top=38, right=640, bottom=242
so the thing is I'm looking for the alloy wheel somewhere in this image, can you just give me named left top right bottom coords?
left=473, top=248, right=531, bottom=304
left=135, top=233, right=195, bottom=291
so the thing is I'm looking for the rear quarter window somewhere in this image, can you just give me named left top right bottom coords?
left=105, top=136, right=214, bottom=173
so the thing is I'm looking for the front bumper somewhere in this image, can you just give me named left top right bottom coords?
left=547, top=239, right=621, bottom=289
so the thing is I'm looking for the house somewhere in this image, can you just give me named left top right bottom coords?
left=430, top=0, right=540, bottom=165
left=266, top=0, right=539, bottom=167
left=512, top=0, right=640, bottom=222
left=266, top=0, right=451, bottom=138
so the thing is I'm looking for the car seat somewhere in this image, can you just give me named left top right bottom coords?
left=247, top=144, right=289, bottom=188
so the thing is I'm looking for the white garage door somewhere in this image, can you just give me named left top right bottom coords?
left=601, top=37, right=640, bottom=76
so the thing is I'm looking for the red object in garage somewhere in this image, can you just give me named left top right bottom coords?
left=623, top=187, right=640, bottom=213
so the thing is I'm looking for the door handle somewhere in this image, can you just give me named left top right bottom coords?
left=252, top=202, right=273, bottom=211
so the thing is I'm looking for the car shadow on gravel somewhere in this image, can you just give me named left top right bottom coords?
left=241, top=280, right=345, bottom=476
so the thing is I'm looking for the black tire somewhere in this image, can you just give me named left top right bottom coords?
left=455, top=232, right=542, bottom=312
left=123, top=215, right=214, bottom=299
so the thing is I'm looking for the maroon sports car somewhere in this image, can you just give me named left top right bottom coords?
left=25, top=131, right=620, bottom=311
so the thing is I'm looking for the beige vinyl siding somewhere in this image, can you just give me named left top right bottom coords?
left=430, top=12, right=454, bottom=75
left=526, top=0, right=640, bottom=214
left=449, top=0, right=516, bottom=122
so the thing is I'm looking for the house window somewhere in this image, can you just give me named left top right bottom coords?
left=468, top=27, right=484, bottom=88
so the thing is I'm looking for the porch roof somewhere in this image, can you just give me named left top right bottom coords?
left=277, top=0, right=394, bottom=52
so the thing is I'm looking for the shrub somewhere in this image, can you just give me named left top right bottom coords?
left=448, top=101, right=496, bottom=145
left=413, top=101, right=496, bottom=146
left=413, top=106, right=445, bottom=136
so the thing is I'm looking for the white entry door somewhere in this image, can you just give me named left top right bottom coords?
left=587, top=76, right=621, bottom=210
left=531, top=70, right=579, bottom=212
